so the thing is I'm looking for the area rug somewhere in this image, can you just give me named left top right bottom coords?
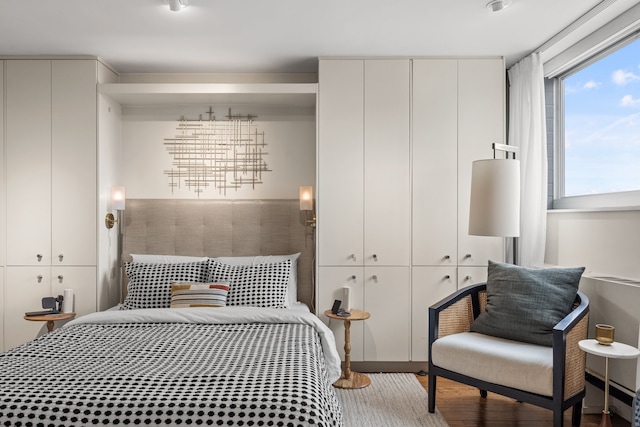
left=336, top=373, right=450, bottom=426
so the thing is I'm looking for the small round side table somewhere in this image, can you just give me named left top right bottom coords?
left=579, top=339, right=640, bottom=427
left=324, top=308, right=371, bottom=389
left=24, top=312, right=76, bottom=333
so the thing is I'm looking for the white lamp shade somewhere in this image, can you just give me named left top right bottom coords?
left=299, top=186, right=313, bottom=211
left=468, top=159, right=520, bottom=237
left=111, top=186, right=126, bottom=211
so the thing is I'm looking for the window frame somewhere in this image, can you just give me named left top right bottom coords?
left=551, top=32, right=640, bottom=211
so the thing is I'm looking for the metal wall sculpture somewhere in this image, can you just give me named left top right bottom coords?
left=164, top=108, right=269, bottom=196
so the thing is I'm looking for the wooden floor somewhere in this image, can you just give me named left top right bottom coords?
left=416, top=375, right=631, bottom=427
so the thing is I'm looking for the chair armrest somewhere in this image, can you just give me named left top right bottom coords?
left=552, top=290, right=590, bottom=399
left=428, top=283, right=487, bottom=361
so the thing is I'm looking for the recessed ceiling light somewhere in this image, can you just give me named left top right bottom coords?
left=486, top=0, right=512, bottom=12
left=165, top=0, right=188, bottom=12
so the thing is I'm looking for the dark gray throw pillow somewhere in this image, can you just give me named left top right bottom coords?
left=470, top=260, right=585, bottom=347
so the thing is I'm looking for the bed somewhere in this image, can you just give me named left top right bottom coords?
left=0, top=199, right=344, bottom=426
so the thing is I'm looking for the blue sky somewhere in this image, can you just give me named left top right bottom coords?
left=564, top=37, right=640, bottom=196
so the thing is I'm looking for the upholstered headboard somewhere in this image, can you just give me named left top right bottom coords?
left=121, top=199, right=315, bottom=310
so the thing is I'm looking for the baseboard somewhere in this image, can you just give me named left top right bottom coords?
left=349, top=361, right=429, bottom=374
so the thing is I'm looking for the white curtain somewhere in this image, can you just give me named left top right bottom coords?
left=507, top=52, right=548, bottom=267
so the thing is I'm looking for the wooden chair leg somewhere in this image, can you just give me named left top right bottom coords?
left=479, top=389, right=487, bottom=398
left=428, top=374, right=436, bottom=413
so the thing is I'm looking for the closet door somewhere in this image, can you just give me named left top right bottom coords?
left=5, top=60, right=53, bottom=266
left=363, top=59, right=411, bottom=267
left=318, top=267, right=364, bottom=362
left=51, top=266, right=97, bottom=317
left=457, top=58, right=505, bottom=267
left=318, top=59, right=364, bottom=267
left=411, top=266, right=457, bottom=361
left=412, top=59, right=458, bottom=266
left=4, top=267, right=52, bottom=350
left=363, top=266, right=410, bottom=361
left=51, top=60, right=97, bottom=266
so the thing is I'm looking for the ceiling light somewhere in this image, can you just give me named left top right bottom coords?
left=166, top=0, right=188, bottom=11
left=486, top=0, right=511, bottom=12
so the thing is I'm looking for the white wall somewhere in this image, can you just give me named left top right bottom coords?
left=97, top=93, right=123, bottom=310
left=121, top=105, right=316, bottom=200
left=545, top=210, right=640, bottom=279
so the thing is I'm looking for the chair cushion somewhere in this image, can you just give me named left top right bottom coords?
left=432, top=332, right=554, bottom=396
left=469, top=261, right=584, bottom=346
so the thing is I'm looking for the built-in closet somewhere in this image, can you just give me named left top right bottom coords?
left=2, top=59, right=116, bottom=350
left=317, top=57, right=505, bottom=364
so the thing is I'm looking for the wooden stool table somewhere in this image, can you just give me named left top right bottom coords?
left=24, top=312, right=76, bottom=333
left=579, top=339, right=640, bottom=427
left=324, top=308, right=371, bottom=389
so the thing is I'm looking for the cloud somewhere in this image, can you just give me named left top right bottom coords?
left=612, top=69, right=640, bottom=85
left=620, top=94, right=640, bottom=106
left=583, top=80, right=600, bottom=89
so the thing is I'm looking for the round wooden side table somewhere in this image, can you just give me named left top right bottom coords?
left=324, top=308, right=371, bottom=389
left=24, top=312, right=76, bottom=333
left=579, top=339, right=640, bottom=427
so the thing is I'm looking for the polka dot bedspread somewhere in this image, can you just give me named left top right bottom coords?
left=0, top=308, right=343, bottom=426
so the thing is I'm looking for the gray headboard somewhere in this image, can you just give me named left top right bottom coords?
left=122, top=199, right=315, bottom=310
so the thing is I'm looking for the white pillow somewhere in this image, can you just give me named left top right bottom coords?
left=131, top=254, right=209, bottom=264
left=212, top=253, right=301, bottom=307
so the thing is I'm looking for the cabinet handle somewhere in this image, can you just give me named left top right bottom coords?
left=372, top=254, right=378, bottom=261
left=350, top=275, right=356, bottom=281
left=464, top=254, right=472, bottom=259
left=37, top=275, right=43, bottom=283
left=58, top=254, right=64, bottom=262
left=372, top=275, right=378, bottom=282
left=444, top=255, right=450, bottom=260
left=37, top=254, right=43, bottom=262
left=58, top=275, right=64, bottom=282
left=465, top=275, right=473, bottom=281
left=444, top=275, right=451, bottom=280
left=350, top=254, right=356, bottom=262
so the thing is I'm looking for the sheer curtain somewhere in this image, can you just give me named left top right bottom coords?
left=507, top=52, right=548, bottom=267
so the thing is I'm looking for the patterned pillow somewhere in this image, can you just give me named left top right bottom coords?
left=170, top=282, right=230, bottom=308
left=208, top=259, right=291, bottom=308
left=470, top=260, right=585, bottom=346
left=121, top=261, right=210, bottom=310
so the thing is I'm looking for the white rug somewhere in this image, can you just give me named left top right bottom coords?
left=336, top=373, right=450, bottom=427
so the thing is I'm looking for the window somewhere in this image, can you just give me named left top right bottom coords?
left=553, top=35, right=640, bottom=209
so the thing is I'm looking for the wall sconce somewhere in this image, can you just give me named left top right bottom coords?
left=299, top=186, right=316, bottom=228
left=105, top=186, right=126, bottom=229
left=468, top=143, right=520, bottom=263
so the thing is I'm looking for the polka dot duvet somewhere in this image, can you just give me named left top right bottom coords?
left=0, top=307, right=344, bottom=426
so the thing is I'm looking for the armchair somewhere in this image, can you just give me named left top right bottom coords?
left=428, top=283, right=589, bottom=427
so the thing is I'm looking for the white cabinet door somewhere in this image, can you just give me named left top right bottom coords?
left=411, top=266, right=457, bottom=361
left=363, top=60, right=411, bottom=267
left=5, top=60, right=52, bottom=266
left=457, top=58, right=505, bottom=267
left=318, top=60, right=364, bottom=267
left=412, top=59, right=458, bottom=266
left=318, top=267, right=364, bottom=362
left=363, top=266, right=410, bottom=361
left=51, top=60, right=97, bottom=266
left=52, top=266, right=97, bottom=316
left=5, top=267, right=52, bottom=350
left=458, top=266, right=488, bottom=289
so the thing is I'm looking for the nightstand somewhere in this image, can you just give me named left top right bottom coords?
left=579, top=339, right=640, bottom=427
left=324, top=308, right=371, bottom=389
left=24, top=312, right=76, bottom=333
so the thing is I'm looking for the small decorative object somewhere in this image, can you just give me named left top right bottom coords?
left=595, top=324, right=615, bottom=345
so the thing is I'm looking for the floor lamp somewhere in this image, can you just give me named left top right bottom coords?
left=468, top=143, right=520, bottom=264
